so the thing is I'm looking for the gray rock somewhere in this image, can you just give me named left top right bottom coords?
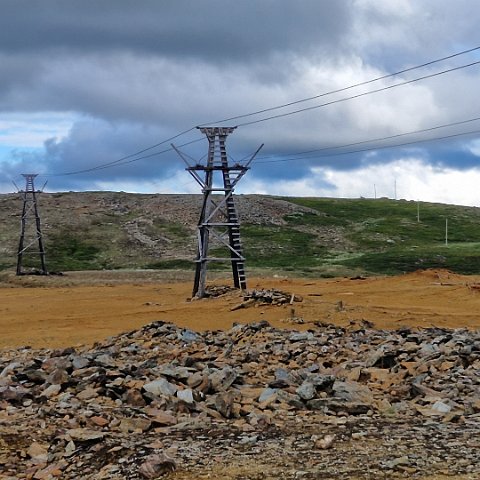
left=276, top=390, right=304, bottom=409
left=65, top=428, right=105, bottom=442
left=177, top=388, right=194, bottom=404
left=215, top=392, right=236, bottom=418
left=47, top=368, right=69, bottom=385
left=209, top=367, right=237, bottom=392
left=180, top=329, right=200, bottom=343
left=0, top=386, right=32, bottom=403
left=71, top=355, right=90, bottom=370
left=95, top=353, right=116, bottom=367
left=41, top=384, right=62, bottom=398
left=431, top=400, right=452, bottom=414
left=0, top=362, right=23, bottom=378
left=309, top=374, right=335, bottom=390
left=258, top=387, right=278, bottom=403
left=143, top=378, right=178, bottom=397
left=332, top=381, right=373, bottom=405
left=296, top=382, right=316, bottom=401
left=289, top=332, right=314, bottom=342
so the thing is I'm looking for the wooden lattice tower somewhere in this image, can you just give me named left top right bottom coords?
left=172, top=126, right=262, bottom=298
left=16, top=174, right=48, bottom=275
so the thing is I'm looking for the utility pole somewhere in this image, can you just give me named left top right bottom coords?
left=445, top=217, right=448, bottom=246
left=16, top=174, right=48, bottom=275
left=172, top=126, right=262, bottom=298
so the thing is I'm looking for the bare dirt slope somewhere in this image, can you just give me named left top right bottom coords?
left=1, top=268, right=480, bottom=349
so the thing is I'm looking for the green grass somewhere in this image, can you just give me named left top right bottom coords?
left=271, top=197, right=480, bottom=275
left=242, top=224, right=326, bottom=271
left=344, top=243, right=480, bottom=275
left=3, top=194, right=480, bottom=276
left=45, top=231, right=102, bottom=271
left=146, top=259, right=194, bottom=270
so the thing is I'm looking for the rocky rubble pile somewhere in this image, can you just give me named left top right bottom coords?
left=1, top=320, right=480, bottom=479
left=230, top=289, right=303, bottom=310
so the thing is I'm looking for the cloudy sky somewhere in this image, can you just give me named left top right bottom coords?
left=1, top=0, right=480, bottom=205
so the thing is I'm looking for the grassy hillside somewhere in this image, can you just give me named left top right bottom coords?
left=1, top=192, right=480, bottom=276
left=275, top=197, right=480, bottom=275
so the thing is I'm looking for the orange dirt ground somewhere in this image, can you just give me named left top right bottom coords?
left=1, top=268, right=480, bottom=349
left=2, top=269, right=480, bottom=480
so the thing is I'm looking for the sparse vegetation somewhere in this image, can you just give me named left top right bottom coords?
left=242, top=224, right=323, bottom=271
left=45, top=231, right=101, bottom=271
left=2, top=193, right=480, bottom=275
left=146, top=259, right=194, bottom=270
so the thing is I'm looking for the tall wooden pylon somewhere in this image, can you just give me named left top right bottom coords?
left=16, top=174, right=48, bottom=275
left=172, top=126, right=262, bottom=298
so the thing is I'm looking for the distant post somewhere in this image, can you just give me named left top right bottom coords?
left=445, top=218, right=448, bottom=246
left=16, top=174, right=48, bottom=275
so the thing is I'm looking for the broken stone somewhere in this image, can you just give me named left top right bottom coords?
left=65, top=428, right=105, bottom=442
left=41, top=384, right=62, bottom=398
left=177, top=388, right=194, bottom=404
left=139, top=453, right=176, bottom=478
left=431, top=400, right=452, bottom=414
left=76, top=386, right=99, bottom=401
left=209, top=366, right=237, bottom=392
left=124, top=388, right=146, bottom=406
left=143, top=378, right=177, bottom=397
left=144, top=408, right=177, bottom=426
left=332, top=381, right=374, bottom=405
left=315, top=434, right=336, bottom=450
left=296, top=382, right=316, bottom=401
left=258, top=387, right=278, bottom=404
left=27, top=442, right=48, bottom=463
left=119, top=416, right=151, bottom=433
left=215, top=391, right=237, bottom=418
left=3, top=318, right=480, bottom=479
left=46, top=368, right=69, bottom=385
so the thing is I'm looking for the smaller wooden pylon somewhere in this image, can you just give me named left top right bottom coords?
left=16, top=174, right=48, bottom=275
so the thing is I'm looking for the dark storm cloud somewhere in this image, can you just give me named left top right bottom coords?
left=41, top=119, right=182, bottom=179
left=0, top=0, right=352, bottom=61
left=0, top=0, right=354, bottom=127
left=1, top=0, right=480, bottom=198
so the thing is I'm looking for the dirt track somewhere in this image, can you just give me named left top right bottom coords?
left=1, top=269, right=480, bottom=349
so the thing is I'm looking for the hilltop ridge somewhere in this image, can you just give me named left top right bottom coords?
left=1, top=192, right=480, bottom=275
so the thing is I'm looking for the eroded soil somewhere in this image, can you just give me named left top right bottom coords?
left=1, top=269, right=480, bottom=349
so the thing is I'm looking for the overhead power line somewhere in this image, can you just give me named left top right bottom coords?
left=46, top=136, right=203, bottom=176
left=255, top=115, right=480, bottom=162
left=200, top=45, right=480, bottom=126
left=44, top=44, right=480, bottom=177
left=237, top=59, right=480, bottom=127
left=44, top=127, right=197, bottom=176
left=256, top=127, right=480, bottom=164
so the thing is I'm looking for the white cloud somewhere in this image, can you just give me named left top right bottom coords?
left=466, top=139, right=480, bottom=157
left=241, top=157, right=480, bottom=207
left=0, top=112, right=78, bottom=149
